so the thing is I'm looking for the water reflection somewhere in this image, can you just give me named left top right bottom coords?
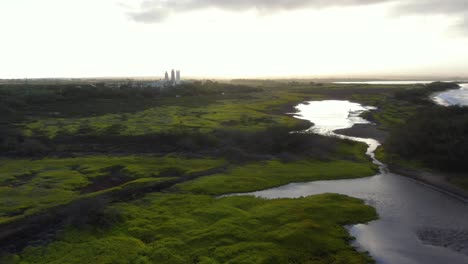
left=433, top=84, right=468, bottom=106
left=230, top=100, right=468, bottom=264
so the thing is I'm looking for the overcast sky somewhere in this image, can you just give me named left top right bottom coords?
left=1, top=0, right=467, bottom=79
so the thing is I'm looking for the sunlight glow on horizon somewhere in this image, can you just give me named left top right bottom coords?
left=0, top=0, right=467, bottom=79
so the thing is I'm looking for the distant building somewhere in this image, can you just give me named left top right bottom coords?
left=176, top=70, right=181, bottom=84
left=171, top=69, right=176, bottom=84
left=160, top=69, right=182, bottom=87
left=145, top=81, right=165, bottom=89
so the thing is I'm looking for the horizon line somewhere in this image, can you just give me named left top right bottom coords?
left=1, top=74, right=468, bottom=82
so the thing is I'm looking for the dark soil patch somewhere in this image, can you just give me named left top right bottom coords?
left=80, top=165, right=134, bottom=194
left=1, top=172, right=37, bottom=187
left=1, top=207, right=31, bottom=218
left=158, top=167, right=186, bottom=178
left=335, top=124, right=389, bottom=143
left=0, top=165, right=228, bottom=256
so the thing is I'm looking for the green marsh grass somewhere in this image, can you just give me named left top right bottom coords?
left=0, top=155, right=225, bottom=223
left=10, top=193, right=377, bottom=264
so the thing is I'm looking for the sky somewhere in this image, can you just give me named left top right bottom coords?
left=0, top=0, right=467, bottom=79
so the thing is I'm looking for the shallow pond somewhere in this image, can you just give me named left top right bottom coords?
left=230, top=100, right=468, bottom=264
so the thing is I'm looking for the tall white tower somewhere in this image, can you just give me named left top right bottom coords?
left=176, top=70, right=181, bottom=84
left=171, top=69, right=176, bottom=85
left=165, top=71, right=169, bottom=82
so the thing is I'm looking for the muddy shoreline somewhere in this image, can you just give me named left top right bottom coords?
left=388, top=165, right=468, bottom=202
left=335, top=124, right=468, bottom=203
left=335, top=123, right=388, bottom=143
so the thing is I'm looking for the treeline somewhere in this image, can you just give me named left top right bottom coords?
left=0, top=81, right=262, bottom=106
left=0, top=125, right=344, bottom=163
left=0, top=81, right=264, bottom=133
left=0, top=82, right=344, bottom=164
left=393, top=81, right=459, bottom=104
left=0, top=81, right=261, bottom=118
left=386, top=106, right=468, bottom=172
left=384, top=82, right=468, bottom=172
left=161, top=81, right=263, bottom=96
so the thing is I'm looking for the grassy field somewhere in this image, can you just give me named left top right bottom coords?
left=0, top=140, right=376, bottom=225
left=4, top=193, right=377, bottom=264
left=1, top=81, right=413, bottom=263
left=0, top=155, right=225, bottom=224
left=21, top=91, right=311, bottom=138
left=2, top=80, right=464, bottom=264
left=177, top=142, right=376, bottom=195
left=361, top=82, right=468, bottom=191
left=178, top=159, right=376, bottom=195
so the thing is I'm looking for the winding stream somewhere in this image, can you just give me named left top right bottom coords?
left=230, top=100, right=468, bottom=264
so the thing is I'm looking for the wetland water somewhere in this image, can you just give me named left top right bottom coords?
left=231, top=100, right=468, bottom=264
left=433, top=83, right=468, bottom=106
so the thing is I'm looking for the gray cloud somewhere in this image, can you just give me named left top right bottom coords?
left=394, top=0, right=467, bottom=14
left=394, top=0, right=468, bottom=34
left=130, top=7, right=170, bottom=23
left=454, top=17, right=468, bottom=34
left=127, top=0, right=393, bottom=22
left=127, top=0, right=468, bottom=33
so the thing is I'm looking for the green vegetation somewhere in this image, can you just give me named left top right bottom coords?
left=449, top=177, right=468, bottom=191
left=0, top=80, right=395, bottom=263
left=1, top=82, right=307, bottom=138
left=356, top=82, right=468, bottom=190
left=365, top=82, right=459, bottom=129
left=384, top=106, right=468, bottom=172
left=22, top=98, right=304, bottom=138
left=178, top=143, right=376, bottom=195
left=0, top=155, right=225, bottom=224
left=178, top=159, right=376, bottom=195
left=363, top=82, right=467, bottom=172
left=1, top=82, right=312, bottom=157
left=6, top=193, right=376, bottom=264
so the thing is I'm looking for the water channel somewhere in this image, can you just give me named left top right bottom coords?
left=230, top=97, right=468, bottom=264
